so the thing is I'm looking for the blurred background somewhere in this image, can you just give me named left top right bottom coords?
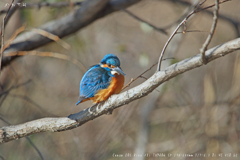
left=0, top=0, right=240, bottom=159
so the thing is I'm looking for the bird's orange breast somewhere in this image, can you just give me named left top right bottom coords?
left=90, top=73, right=125, bottom=103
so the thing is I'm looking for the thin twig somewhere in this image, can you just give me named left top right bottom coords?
left=4, top=0, right=22, bottom=26
left=0, top=94, right=8, bottom=108
left=5, top=51, right=87, bottom=72
left=121, top=8, right=168, bottom=35
left=25, top=137, right=44, bottom=160
left=2, top=24, right=71, bottom=56
left=200, top=0, right=219, bottom=64
left=157, top=0, right=207, bottom=71
left=9, top=94, right=57, bottom=117
left=0, top=80, right=31, bottom=97
left=170, top=0, right=239, bottom=36
left=157, top=0, right=230, bottom=71
left=31, top=28, right=71, bottom=50
left=0, top=0, right=14, bottom=72
left=0, top=0, right=21, bottom=38
left=2, top=24, right=26, bottom=51
left=0, top=116, right=10, bottom=125
left=0, top=1, right=82, bottom=15
left=176, top=30, right=210, bottom=34
left=122, top=58, right=174, bottom=91
left=122, top=63, right=157, bottom=91
left=194, top=0, right=228, bottom=13
left=0, top=154, right=5, bottom=160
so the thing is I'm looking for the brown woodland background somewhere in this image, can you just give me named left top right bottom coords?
left=0, top=0, right=240, bottom=159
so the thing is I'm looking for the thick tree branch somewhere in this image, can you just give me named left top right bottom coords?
left=2, top=0, right=141, bottom=69
left=0, top=116, right=44, bottom=159
left=1, top=37, right=240, bottom=144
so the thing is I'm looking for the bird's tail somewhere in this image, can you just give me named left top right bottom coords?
left=76, top=101, right=81, bottom=105
left=76, top=96, right=88, bottom=105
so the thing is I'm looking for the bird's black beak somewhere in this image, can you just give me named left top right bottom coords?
left=112, top=67, right=126, bottom=76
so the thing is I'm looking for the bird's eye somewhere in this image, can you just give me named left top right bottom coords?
left=107, top=64, right=111, bottom=67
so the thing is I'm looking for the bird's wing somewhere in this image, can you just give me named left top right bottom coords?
left=79, top=65, right=111, bottom=100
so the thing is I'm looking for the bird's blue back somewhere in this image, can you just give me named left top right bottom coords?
left=76, top=54, right=124, bottom=105
left=78, top=64, right=112, bottom=101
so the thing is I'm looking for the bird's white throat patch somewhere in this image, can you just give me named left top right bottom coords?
left=111, top=70, right=120, bottom=75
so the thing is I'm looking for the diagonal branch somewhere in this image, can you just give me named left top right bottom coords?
left=1, top=37, right=240, bottom=144
left=0, top=116, right=44, bottom=159
left=120, top=8, right=167, bottom=35
left=2, top=0, right=141, bottom=69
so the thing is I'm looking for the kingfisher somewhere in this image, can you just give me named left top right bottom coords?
left=76, top=54, right=125, bottom=106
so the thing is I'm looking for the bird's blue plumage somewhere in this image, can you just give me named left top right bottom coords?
left=101, top=54, right=120, bottom=66
left=76, top=64, right=112, bottom=105
left=76, top=54, right=125, bottom=105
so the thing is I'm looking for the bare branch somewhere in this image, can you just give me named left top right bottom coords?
left=200, top=0, right=219, bottom=64
left=25, top=137, right=44, bottom=160
left=2, top=0, right=142, bottom=69
left=2, top=25, right=26, bottom=51
left=157, top=0, right=230, bottom=71
left=156, top=1, right=205, bottom=71
left=0, top=116, right=44, bottom=160
left=194, top=0, right=228, bottom=13
left=0, top=1, right=82, bottom=15
left=0, top=154, right=4, bottom=160
left=0, top=0, right=14, bottom=72
left=1, top=37, right=240, bottom=143
left=31, top=28, right=71, bottom=50
left=170, top=0, right=239, bottom=36
left=8, top=94, right=57, bottom=117
left=176, top=30, right=210, bottom=34
left=3, top=0, right=21, bottom=26
left=121, top=8, right=167, bottom=35
left=5, top=51, right=87, bottom=72
left=122, top=58, right=174, bottom=91
left=122, top=62, right=158, bottom=91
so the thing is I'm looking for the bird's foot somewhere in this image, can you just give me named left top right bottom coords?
left=96, top=103, right=101, bottom=112
left=88, top=104, right=95, bottom=115
left=106, top=109, right=113, bottom=115
left=88, top=101, right=110, bottom=115
left=88, top=103, right=101, bottom=115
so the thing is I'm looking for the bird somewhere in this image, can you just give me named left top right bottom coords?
left=76, top=54, right=125, bottom=106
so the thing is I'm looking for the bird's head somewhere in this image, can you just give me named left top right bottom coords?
left=100, top=54, right=126, bottom=76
